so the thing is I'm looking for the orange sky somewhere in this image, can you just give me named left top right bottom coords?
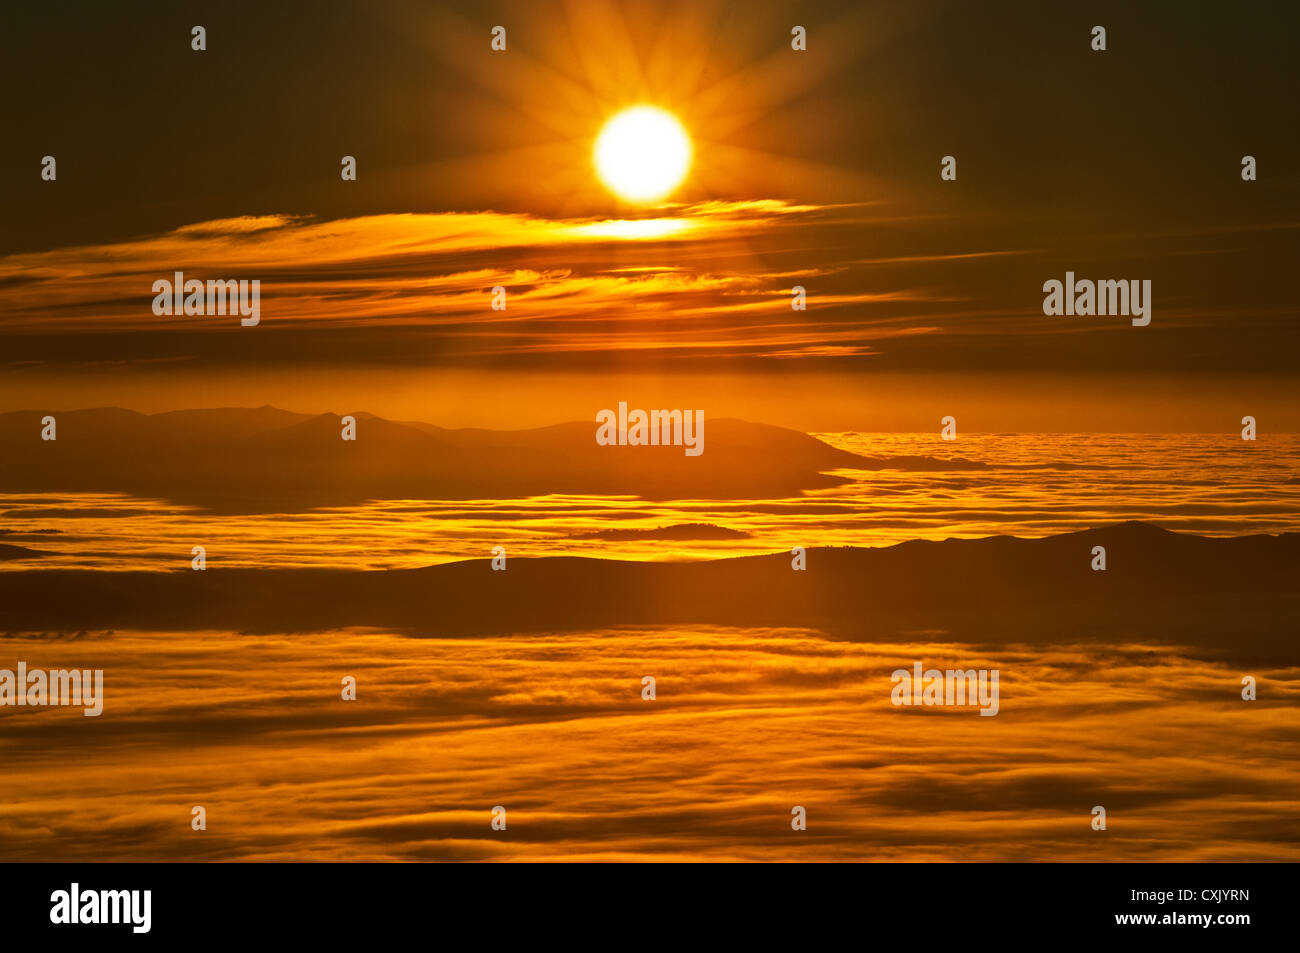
left=1, top=201, right=1296, bottom=430
left=2, top=0, right=1297, bottom=430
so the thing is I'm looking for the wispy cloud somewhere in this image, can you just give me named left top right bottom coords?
left=4, top=199, right=1294, bottom=374
left=0, top=202, right=958, bottom=361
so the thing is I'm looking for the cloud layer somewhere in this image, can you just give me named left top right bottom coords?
left=1, top=626, right=1295, bottom=861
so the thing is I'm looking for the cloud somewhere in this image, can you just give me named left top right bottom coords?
left=0, top=202, right=967, bottom=363
left=4, top=198, right=1296, bottom=378
left=1, top=626, right=1296, bottom=861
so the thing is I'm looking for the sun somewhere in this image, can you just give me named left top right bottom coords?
left=593, top=106, right=692, bottom=203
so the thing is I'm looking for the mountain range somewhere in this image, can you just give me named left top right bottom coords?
left=2, top=521, right=1294, bottom=658
left=0, top=407, right=984, bottom=512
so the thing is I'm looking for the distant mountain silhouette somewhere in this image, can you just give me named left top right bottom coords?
left=568, top=523, right=751, bottom=540
left=2, top=522, right=1294, bottom=658
left=0, top=407, right=984, bottom=512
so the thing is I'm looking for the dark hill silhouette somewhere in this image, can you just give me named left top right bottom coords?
left=1, top=522, right=1294, bottom=658
left=569, top=522, right=751, bottom=540
left=0, top=407, right=984, bottom=512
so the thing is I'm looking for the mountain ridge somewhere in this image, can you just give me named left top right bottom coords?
left=0, top=406, right=985, bottom=512
left=1, top=521, right=1294, bottom=657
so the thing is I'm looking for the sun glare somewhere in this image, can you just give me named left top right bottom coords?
left=593, top=106, right=692, bottom=203
left=571, top=217, right=693, bottom=240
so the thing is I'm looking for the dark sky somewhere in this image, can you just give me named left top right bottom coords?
left=5, top=1, right=1296, bottom=248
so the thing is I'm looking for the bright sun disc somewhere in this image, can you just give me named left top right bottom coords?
left=594, top=106, right=692, bottom=203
